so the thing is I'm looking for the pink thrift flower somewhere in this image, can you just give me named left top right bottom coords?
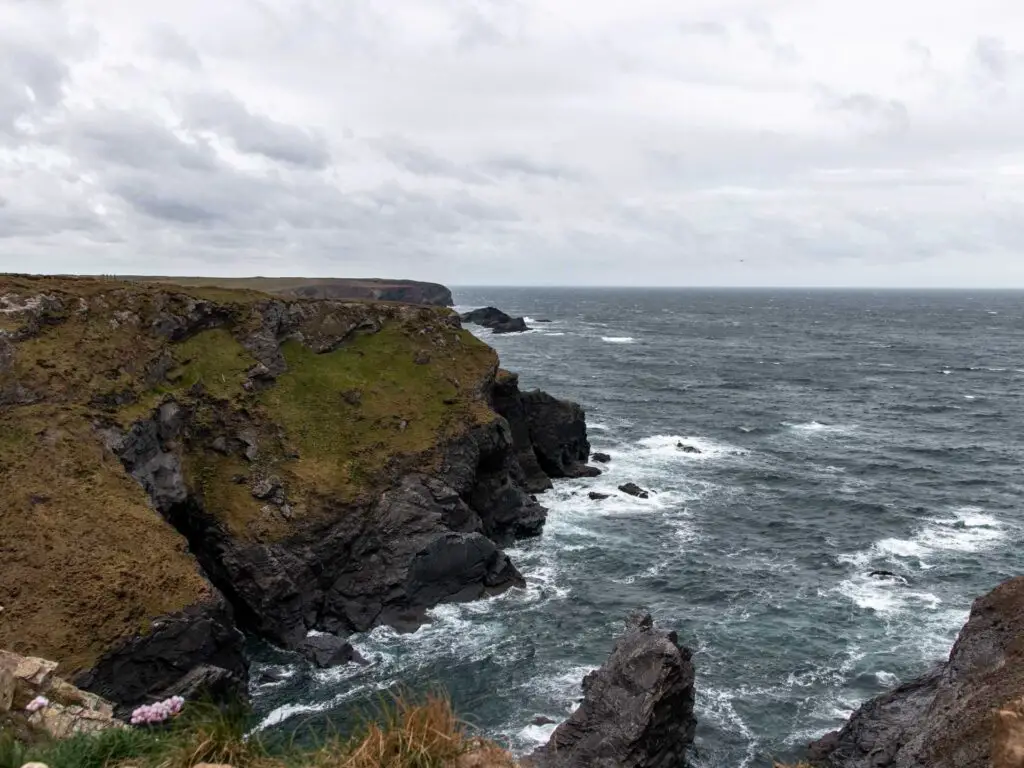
left=25, top=696, right=49, bottom=713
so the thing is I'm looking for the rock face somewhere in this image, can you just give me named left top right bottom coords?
left=808, top=577, right=1024, bottom=768
left=0, top=650, right=124, bottom=740
left=528, top=613, right=696, bottom=768
left=491, top=371, right=600, bottom=490
left=0, top=275, right=590, bottom=709
left=461, top=307, right=530, bottom=334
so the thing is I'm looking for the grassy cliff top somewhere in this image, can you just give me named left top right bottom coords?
left=0, top=274, right=496, bottom=671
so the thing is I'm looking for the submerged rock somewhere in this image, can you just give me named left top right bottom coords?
left=297, top=634, right=367, bottom=668
left=527, top=612, right=696, bottom=768
left=808, top=576, right=1024, bottom=768
left=592, top=452, right=612, bottom=463
left=618, top=483, right=649, bottom=499
left=589, top=491, right=610, bottom=501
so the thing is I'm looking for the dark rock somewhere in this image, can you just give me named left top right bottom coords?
left=520, top=390, right=592, bottom=479
left=490, top=371, right=553, bottom=495
left=74, top=597, right=247, bottom=714
left=297, top=634, right=367, bottom=668
left=535, top=318, right=553, bottom=323
left=341, top=389, right=363, bottom=406
left=869, top=570, right=899, bottom=579
left=527, top=612, right=696, bottom=768
left=807, top=577, right=1024, bottom=768
left=154, top=663, right=247, bottom=705
left=532, top=715, right=558, bottom=726
left=589, top=492, right=610, bottom=501
left=676, top=443, right=702, bottom=454
left=619, top=483, right=650, bottom=499
left=565, top=464, right=601, bottom=478
left=592, top=452, right=612, bottom=463
left=460, top=307, right=531, bottom=334
left=257, top=669, right=287, bottom=685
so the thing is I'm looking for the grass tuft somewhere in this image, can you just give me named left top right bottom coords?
left=0, top=694, right=514, bottom=768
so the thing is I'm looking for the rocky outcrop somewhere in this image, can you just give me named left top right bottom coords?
left=461, top=307, right=530, bottom=334
left=491, top=371, right=599, bottom=490
left=126, top=276, right=455, bottom=307
left=528, top=613, right=696, bottom=768
left=619, top=483, right=649, bottom=499
left=808, top=576, right=1024, bottom=768
left=1, top=650, right=124, bottom=740
left=0, top=275, right=590, bottom=710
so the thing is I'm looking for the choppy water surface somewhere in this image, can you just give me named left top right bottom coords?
left=253, top=289, right=1024, bottom=767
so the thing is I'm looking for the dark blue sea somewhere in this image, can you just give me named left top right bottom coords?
left=252, top=289, right=1024, bottom=767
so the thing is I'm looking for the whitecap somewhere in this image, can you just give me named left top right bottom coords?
left=964, top=395, right=976, bottom=400
left=601, top=336, right=635, bottom=344
left=786, top=421, right=855, bottom=435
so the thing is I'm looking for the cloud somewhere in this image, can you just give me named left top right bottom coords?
left=181, top=92, right=330, bottom=169
left=1, top=0, right=1024, bottom=286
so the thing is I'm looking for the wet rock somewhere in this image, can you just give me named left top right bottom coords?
left=592, top=452, right=612, bottom=463
left=520, top=390, right=592, bottom=479
left=618, top=483, right=649, bottom=499
left=297, top=634, right=367, bottom=668
left=460, top=307, right=531, bottom=334
left=527, top=612, right=696, bottom=768
left=532, top=715, right=558, bottom=726
left=589, top=492, right=610, bottom=501
left=807, top=576, right=1024, bottom=768
left=676, top=442, right=702, bottom=454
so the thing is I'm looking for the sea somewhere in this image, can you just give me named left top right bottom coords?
left=251, top=288, right=1024, bottom=767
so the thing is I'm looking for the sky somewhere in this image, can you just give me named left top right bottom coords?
left=2, top=1, right=1024, bottom=287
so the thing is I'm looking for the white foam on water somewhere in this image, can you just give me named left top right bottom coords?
left=836, top=575, right=942, bottom=616
left=786, top=421, right=856, bottom=435
left=964, top=395, right=977, bottom=399
left=601, top=336, right=636, bottom=344
left=917, top=507, right=1006, bottom=553
left=634, top=434, right=748, bottom=463
left=518, top=722, right=558, bottom=747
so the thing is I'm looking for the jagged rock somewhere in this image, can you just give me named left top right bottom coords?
left=154, top=664, right=246, bottom=704
left=676, top=443, right=702, bottom=454
left=592, top=452, right=611, bottom=463
left=618, top=483, right=649, bottom=499
left=520, top=391, right=594, bottom=479
left=491, top=372, right=553, bottom=494
left=251, top=476, right=282, bottom=501
left=533, top=715, right=558, bottom=726
left=297, top=634, right=367, bottom=668
left=589, top=492, right=610, bottom=501
left=0, top=650, right=124, bottom=740
left=808, top=576, right=1024, bottom=768
left=527, top=613, right=696, bottom=768
left=73, top=598, right=247, bottom=713
left=461, top=307, right=531, bottom=334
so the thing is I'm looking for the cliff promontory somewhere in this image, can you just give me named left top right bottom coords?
left=0, top=275, right=593, bottom=711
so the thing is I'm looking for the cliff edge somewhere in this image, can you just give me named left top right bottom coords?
left=808, top=576, right=1024, bottom=768
left=0, top=275, right=594, bottom=710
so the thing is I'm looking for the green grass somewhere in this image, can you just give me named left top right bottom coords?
left=170, top=328, right=256, bottom=401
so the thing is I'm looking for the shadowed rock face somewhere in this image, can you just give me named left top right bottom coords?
left=808, top=576, right=1024, bottom=768
left=529, top=613, right=697, bottom=768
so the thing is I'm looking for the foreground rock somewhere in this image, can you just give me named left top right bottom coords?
left=619, top=482, right=650, bottom=499
left=528, top=613, right=696, bottom=768
left=0, top=650, right=123, bottom=740
left=808, top=576, right=1024, bottom=768
left=461, top=307, right=530, bottom=334
left=0, top=275, right=590, bottom=709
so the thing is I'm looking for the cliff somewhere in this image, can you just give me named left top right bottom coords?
left=119, top=276, right=454, bottom=306
left=807, top=576, right=1024, bottom=768
left=0, top=275, right=593, bottom=710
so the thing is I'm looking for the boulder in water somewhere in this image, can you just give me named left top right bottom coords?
left=592, top=452, right=612, bottom=463
left=460, top=307, right=531, bottom=334
left=619, top=482, right=649, bottom=499
left=297, top=634, right=367, bottom=668
left=527, top=612, right=696, bottom=768
left=589, top=491, right=610, bottom=501
left=676, top=442, right=702, bottom=454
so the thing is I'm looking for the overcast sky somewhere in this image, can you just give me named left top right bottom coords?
left=2, top=1, right=1024, bottom=286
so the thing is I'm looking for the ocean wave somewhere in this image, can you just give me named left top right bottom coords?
left=785, top=421, right=856, bottom=435
left=601, top=336, right=636, bottom=344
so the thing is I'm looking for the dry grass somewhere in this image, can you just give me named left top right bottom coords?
left=1, top=695, right=517, bottom=768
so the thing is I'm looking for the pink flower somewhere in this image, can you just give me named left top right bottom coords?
left=25, top=696, right=49, bottom=713
left=130, top=696, right=186, bottom=725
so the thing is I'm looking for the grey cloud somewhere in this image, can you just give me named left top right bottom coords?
left=182, top=92, right=331, bottom=169
left=0, top=41, right=68, bottom=131
left=743, top=16, right=800, bottom=64
left=149, top=26, right=203, bottom=70
left=372, top=137, right=485, bottom=183
left=479, top=154, right=583, bottom=181
left=678, top=21, right=729, bottom=39
left=63, top=112, right=219, bottom=171
left=815, top=88, right=910, bottom=134
left=972, top=36, right=1024, bottom=83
